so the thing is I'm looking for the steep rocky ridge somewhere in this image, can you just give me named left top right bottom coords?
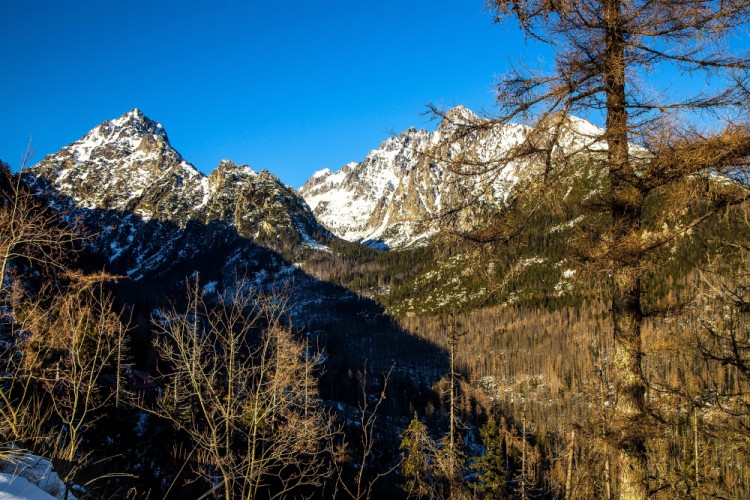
left=301, top=106, right=605, bottom=249
left=28, top=109, right=326, bottom=248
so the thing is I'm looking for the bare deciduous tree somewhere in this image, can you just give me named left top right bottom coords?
left=149, top=280, right=334, bottom=500
left=1, top=158, right=126, bottom=494
left=30, top=273, right=127, bottom=489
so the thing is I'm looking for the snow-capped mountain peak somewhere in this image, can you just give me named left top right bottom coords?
left=215, top=158, right=258, bottom=176
left=78, top=108, right=173, bottom=158
left=310, top=167, right=332, bottom=179
left=442, top=105, right=481, bottom=124
left=300, top=107, right=605, bottom=249
left=27, top=110, right=328, bottom=253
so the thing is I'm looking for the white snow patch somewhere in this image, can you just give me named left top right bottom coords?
left=0, top=453, right=75, bottom=500
left=0, top=474, right=54, bottom=500
left=549, top=215, right=585, bottom=234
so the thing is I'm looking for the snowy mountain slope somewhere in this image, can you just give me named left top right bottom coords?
left=300, top=106, right=606, bottom=249
left=27, top=109, right=327, bottom=248
left=28, top=109, right=205, bottom=223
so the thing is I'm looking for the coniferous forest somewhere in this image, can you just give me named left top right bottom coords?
left=1, top=1, right=750, bottom=499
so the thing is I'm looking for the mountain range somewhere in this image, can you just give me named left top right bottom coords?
left=25, top=107, right=605, bottom=255
left=8, top=102, right=746, bottom=500
left=19, top=108, right=453, bottom=389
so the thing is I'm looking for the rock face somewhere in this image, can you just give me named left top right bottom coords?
left=28, top=109, right=326, bottom=246
left=299, top=107, right=521, bottom=249
left=300, top=106, right=604, bottom=249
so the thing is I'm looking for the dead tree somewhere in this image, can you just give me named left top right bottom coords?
left=148, top=280, right=334, bottom=500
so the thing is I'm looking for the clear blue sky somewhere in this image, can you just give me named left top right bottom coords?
left=0, top=0, right=547, bottom=188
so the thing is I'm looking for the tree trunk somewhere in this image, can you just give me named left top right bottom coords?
left=605, top=456, right=613, bottom=500
left=449, top=322, right=455, bottom=465
left=447, top=314, right=459, bottom=495
left=521, top=399, right=527, bottom=500
left=565, top=428, right=576, bottom=500
left=694, top=407, right=700, bottom=496
left=603, top=0, right=648, bottom=497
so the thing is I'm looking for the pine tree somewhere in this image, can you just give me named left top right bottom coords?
left=400, top=414, right=435, bottom=499
left=473, top=415, right=509, bottom=498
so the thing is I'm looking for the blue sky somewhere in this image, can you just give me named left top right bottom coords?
left=0, top=0, right=547, bottom=188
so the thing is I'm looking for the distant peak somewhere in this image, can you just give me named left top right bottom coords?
left=565, top=114, right=604, bottom=136
left=215, top=159, right=257, bottom=176
left=100, top=108, right=169, bottom=142
left=111, top=108, right=160, bottom=127
left=116, top=108, right=148, bottom=125
left=443, top=105, right=479, bottom=123
left=218, top=159, right=239, bottom=168
left=311, top=168, right=331, bottom=179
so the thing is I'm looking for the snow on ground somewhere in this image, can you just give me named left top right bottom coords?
left=0, top=453, right=75, bottom=500
left=0, top=474, right=54, bottom=500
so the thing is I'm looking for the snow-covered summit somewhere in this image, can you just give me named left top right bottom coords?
left=27, top=109, right=327, bottom=248
left=73, top=108, right=174, bottom=161
left=215, top=158, right=258, bottom=177
left=28, top=109, right=202, bottom=221
left=442, top=105, right=481, bottom=125
left=300, top=107, right=605, bottom=250
left=310, top=168, right=331, bottom=179
left=300, top=107, right=524, bottom=249
left=110, top=107, right=165, bottom=132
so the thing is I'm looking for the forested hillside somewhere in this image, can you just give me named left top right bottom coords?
left=1, top=0, right=749, bottom=497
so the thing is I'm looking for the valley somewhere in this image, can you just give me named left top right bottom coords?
left=1, top=105, right=748, bottom=499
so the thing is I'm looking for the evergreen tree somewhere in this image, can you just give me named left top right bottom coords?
left=400, top=414, right=435, bottom=499
left=473, top=416, right=509, bottom=498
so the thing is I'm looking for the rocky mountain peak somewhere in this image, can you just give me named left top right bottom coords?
left=111, top=107, right=157, bottom=129
left=300, top=106, right=604, bottom=250
left=216, top=158, right=243, bottom=169
left=212, top=159, right=257, bottom=179
left=442, top=105, right=481, bottom=124
left=84, top=108, right=171, bottom=157
left=26, top=110, right=328, bottom=255
left=300, top=106, right=514, bottom=248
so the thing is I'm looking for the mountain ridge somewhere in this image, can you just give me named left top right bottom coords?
left=24, top=106, right=607, bottom=255
left=300, top=106, right=605, bottom=250
left=27, top=109, right=328, bottom=249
